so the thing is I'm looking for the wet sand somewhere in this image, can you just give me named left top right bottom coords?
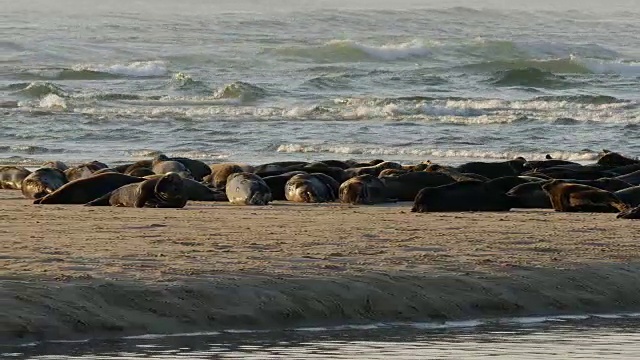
left=1, top=189, right=640, bottom=342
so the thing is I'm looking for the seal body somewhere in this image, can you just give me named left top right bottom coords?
left=65, top=161, right=109, bottom=181
left=380, top=171, right=456, bottom=201
left=21, top=168, right=68, bottom=199
left=225, top=172, right=272, bottom=205
left=151, top=155, right=191, bottom=178
left=86, top=173, right=188, bottom=208
left=344, top=161, right=403, bottom=178
left=411, top=181, right=514, bottom=212
left=615, top=186, right=640, bottom=208
left=208, top=163, right=246, bottom=189
left=285, top=173, right=338, bottom=203
left=455, top=158, right=526, bottom=179
left=262, top=171, right=307, bottom=200
left=34, top=173, right=144, bottom=204
left=144, top=174, right=227, bottom=201
left=339, top=174, right=390, bottom=205
left=42, top=161, right=69, bottom=171
left=541, top=180, right=629, bottom=213
left=0, top=166, right=31, bottom=190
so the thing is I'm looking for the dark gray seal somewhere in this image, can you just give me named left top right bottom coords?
left=225, top=172, right=272, bottom=205
left=411, top=180, right=514, bottom=212
left=344, top=161, right=403, bottom=178
left=0, top=166, right=31, bottom=190
left=144, top=174, right=227, bottom=201
left=42, top=160, right=69, bottom=171
left=85, top=173, right=187, bottom=208
left=614, top=186, right=640, bottom=208
left=597, top=151, right=639, bottom=167
left=21, top=168, right=68, bottom=199
left=34, top=173, right=144, bottom=204
left=380, top=171, right=456, bottom=201
left=455, top=158, right=527, bottom=179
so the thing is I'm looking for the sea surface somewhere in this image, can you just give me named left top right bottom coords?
left=4, top=314, right=640, bottom=359
left=1, top=0, right=639, bottom=166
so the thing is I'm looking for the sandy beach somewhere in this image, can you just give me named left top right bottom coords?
left=2, top=189, right=640, bottom=342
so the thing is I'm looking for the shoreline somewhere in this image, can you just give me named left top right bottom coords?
left=3, top=264, right=640, bottom=344
left=2, top=191, right=640, bottom=342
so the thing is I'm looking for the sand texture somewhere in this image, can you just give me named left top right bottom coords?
left=2, top=190, right=640, bottom=342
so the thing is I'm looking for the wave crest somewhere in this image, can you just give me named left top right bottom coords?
left=275, top=144, right=600, bottom=162
left=213, top=81, right=267, bottom=102
left=9, top=82, right=66, bottom=98
left=273, top=39, right=432, bottom=62
left=490, top=68, right=573, bottom=88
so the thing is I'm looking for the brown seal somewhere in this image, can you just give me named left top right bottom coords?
left=411, top=180, right=514, bottom=212
left=207, top=163, right=246, bottom=189
left=0, top=166, right=31, bottom=190
left=285, top=173, right=339, bottom=203
left=34, top=173, right=144, bottom=204
left=541, top=179, right=629, bottom=213
left=42, top=160, right=69, bottom=171
left=21, top=168, right=68, bottom=199
left=85, top=173, right=187, bottom=208
left=65, top=161, right=109, bottom=181
left=344, top=161, right=403, bottom=178
left=151, top=155, right=191, bottom=177
left=126, top=167, right=156, bottom=177
left=339, top=174, right=392, bottom=205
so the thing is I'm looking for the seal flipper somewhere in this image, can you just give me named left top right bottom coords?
left=84, top=192, right=112, bottom=206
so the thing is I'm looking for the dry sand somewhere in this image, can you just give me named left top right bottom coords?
left=2, top=189, right=640, bottom=342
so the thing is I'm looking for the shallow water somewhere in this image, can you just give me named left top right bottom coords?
left=1, top=0, right=639, bottom=166
left=5, top=315, right=640, bottom=359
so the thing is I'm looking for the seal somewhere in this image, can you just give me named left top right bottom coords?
left=118, top=160, right=152, bottom=174
left=85, top=173, right=187, bottom=208
left=151, top=155, right=191, bottom=177
left=425, top=164, right=488, bottom=182
left=614, top=186, right=640, bottom=208
left=21, top=168, right=68, bottom=199
left=65, top=161, right=109, bottom=181
left=522, top=167, right=617, bottom=181
left=34, top=173, right=145, bottom=204
left=344, top=161, right=403, bottom=178
left=541, top=179, right=630, bottom=213
left=207, top=163, right=245, bottom=189
left=411, top=180, right=514, bottom=212
left=484, top=176, right=542, bottom=194
left=93, top=168, right=118, bottom=175
left=523, top=158, right=580, bottom=171
left=455, top=158, right=527, bottom=179
left=285, top=173, right=338, bottom=203
left=378, top=169, right=409, bottom=177
left=254, top=161, right=308, bottom=174
left=617, top=206, right=640, bottom=219
left=508, top=178, right=633, bottom=209
left=225, top=172, right=272, bottom=205
left=126, top=167, right=156, bottom=177
left=597, top=151, right=639, bottom=167
left=170, top=157, right=211, bottom=181
left=262, top=171, right=308, bottom=200
left=380, top=171, right=456, bottom=201
left=42, top=161, right=69, bottom=171
left=144, top=174, right=227, bottom=201
left=339, top=174, right=392, bottom=205
left=0, top=166, right=31, bottom=190
left=317, top=160, right=350, bottom=169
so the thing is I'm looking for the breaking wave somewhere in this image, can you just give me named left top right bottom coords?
left=18, top=61, right=169, bottom=80
left=272, top=39, right=432, bottom=62
left=490, top=68, right=574, bottom=88
left=213, top=81, right=268, bottom=102
left=275, top=144, right=601, bottom=162
left=0, top=145, right=66, bottom=155
left=8, top=82, right=66, bottom=98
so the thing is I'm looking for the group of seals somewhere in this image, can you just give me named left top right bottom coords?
left=1, top=150, right=640, bottom=220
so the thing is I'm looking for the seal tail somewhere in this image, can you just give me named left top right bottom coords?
left=84, top=193, right=112, bottom=206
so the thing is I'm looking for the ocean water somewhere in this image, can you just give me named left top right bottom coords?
left=4, top=314, right=640, bottom=359
left=1, top=0, right=639, bottom=167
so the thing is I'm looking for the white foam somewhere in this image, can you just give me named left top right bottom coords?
left=38, top=94, right=67, bottom=110
left=275, top=144, right=601, bottom=162
left=72, top=61, right=168, bottom=77
left=577, top=57, right=640, bottom=76
left=327, top=39, right=431, bottom=61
